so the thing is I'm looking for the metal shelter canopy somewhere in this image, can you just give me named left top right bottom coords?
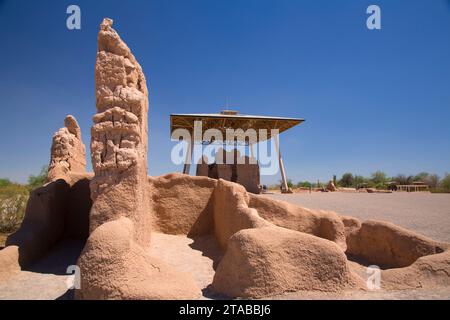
left=170, top=110, right=305, bottom=193
left=170, top=110, right=304, bottom=143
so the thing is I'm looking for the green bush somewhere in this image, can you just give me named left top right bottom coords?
left=278, top=179, right=294, bottom=189
left=27, top=166, right=48, bottom=191
left=0, top=178, right=12, bottom=187
left=297, top=181, right=312, bottom=189
left=0, top=166, right=47, bottom=234
left=287, top=179, right=294, bottom=189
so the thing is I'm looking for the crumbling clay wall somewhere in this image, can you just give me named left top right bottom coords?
left=248, top=195, right=347, bottom=250
left=381, top=249, right=450, bottom=290
left=206, top=180, right=361, bottom=298
left=6, top=179, right=70, bottom=267
left=212, top=226, right=362, bottom=298
left=146, top=175, right=450, bottom=298
left=149, top=173, right=217, bottom=236
left=144, top=175, right=364, bottom=299
left=213, top=179, right=270, bottom=249
left=340, top=215, right=450, bottom=293
left=5, top=175, right=92, bottom=268
left=147, top=176, right=348, bottom=252
left=0, top=173, right=92, bottom=283
left=345, top=219, right=447, bottom=268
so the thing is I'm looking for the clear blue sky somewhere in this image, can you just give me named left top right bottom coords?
left=0, top=0, right=449, bottom=184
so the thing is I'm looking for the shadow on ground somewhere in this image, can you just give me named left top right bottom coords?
left=0, top=239, right=85, bottom=300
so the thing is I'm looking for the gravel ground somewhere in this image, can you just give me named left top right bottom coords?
left=264, top=192, right=450, bottom=242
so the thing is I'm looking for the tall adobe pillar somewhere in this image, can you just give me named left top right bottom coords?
left=89, top=18, right=150, bottom=246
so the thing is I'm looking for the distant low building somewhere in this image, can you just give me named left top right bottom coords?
left=396, top=181, right=429, bottom=192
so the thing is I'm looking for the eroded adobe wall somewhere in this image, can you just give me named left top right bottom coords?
left=148, top=176, right=349, bottom=251
left=148, top=173, right=217, bottom=236
left=381, top=249, right=450, bottom=290
left=3, top=172, right=92, bottom=271
left=345, top=219, right=447, bottom=268
left=213, top=179, right=270, bottom=249
left=6, top=179, right=69, bottom=267
left=212, top=226, right=362, bottom=298
left=248, top=195, right=347, bottom=250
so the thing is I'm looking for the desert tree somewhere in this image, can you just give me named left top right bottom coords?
left=339, top=173, right=354, bottom=188
left=441, top=173, right=450, bottom=192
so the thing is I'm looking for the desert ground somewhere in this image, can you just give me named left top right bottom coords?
left=1, top=191, right=449, bottom=300
left=265, top=192, right=450, bottom=243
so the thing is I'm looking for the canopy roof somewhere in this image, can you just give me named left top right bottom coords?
left=170, top=111, right=304, bottom=143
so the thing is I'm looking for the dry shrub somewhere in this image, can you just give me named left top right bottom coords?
left=0, top=185, right=29, bottom=233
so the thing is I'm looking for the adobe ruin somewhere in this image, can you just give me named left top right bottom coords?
left=1, top=18, right=450, bottom=299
